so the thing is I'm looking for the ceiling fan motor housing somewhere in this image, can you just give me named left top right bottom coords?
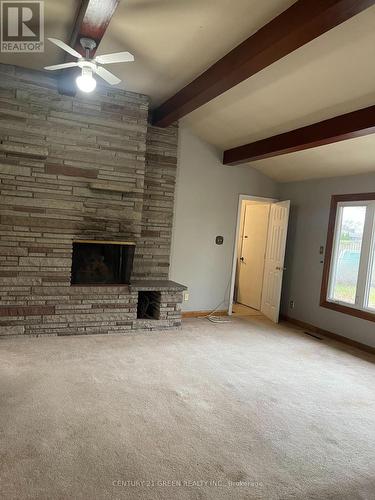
left=80, top=38, right=97, bottom=52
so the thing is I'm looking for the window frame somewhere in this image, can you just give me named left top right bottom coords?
left=320, top=193, right=375, bottom=323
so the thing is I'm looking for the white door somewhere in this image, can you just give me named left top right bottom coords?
left=238, top=204, right=270, bottom=309
left=261, top=201, right=290, bottom=323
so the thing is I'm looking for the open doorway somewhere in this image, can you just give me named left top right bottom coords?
left=229, top=195, right=290, bottom=323
left=235, top=199, right=270, bottom=316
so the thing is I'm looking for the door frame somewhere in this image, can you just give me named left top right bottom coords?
left=228, top=194, right=277, bottom=316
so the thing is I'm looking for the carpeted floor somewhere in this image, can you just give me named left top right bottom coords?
left=1, top=316, right=375, bottom=500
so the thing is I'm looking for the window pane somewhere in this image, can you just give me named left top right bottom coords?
left=330, top=206, right=366, bottom=304
left=367, top=243, right=375, bottom=310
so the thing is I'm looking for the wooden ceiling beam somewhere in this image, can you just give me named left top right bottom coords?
left=58, top=0, right=119, bottom=96
left=152, top=0, right=375, bottom=127
left=223, top=105, right=375, bottom=165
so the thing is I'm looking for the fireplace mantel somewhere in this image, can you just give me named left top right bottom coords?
left=130, top=280, right=187, bottom=292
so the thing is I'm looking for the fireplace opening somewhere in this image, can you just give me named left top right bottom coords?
left=137, top=291, right=161, bottom=319
left=71, top=241, right=135, bottom=285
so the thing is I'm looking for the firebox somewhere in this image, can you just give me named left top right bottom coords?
left=71, top=241, right=135, bottom=285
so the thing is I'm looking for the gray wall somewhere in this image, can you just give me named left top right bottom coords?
left=280, top=172, right=375, bottom=348
left=170, top=125, right=278, bottom=312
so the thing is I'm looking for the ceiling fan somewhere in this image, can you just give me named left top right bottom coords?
left=44, top=37, right=134, bottom=93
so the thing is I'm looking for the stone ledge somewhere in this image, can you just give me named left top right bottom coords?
left=89, top=181, right=137, bottom=193
left=129, top=280, right=187, bottom=292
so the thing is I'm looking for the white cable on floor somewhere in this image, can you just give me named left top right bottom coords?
left=207, top=315, right=231, bottom=323
left=204, top=275, right=232, bottom=324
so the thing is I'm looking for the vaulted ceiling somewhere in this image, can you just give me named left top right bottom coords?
left=1, top=0, right=375, bottom=183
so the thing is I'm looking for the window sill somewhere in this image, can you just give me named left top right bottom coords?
left=320, top=299, right=375, bottom=323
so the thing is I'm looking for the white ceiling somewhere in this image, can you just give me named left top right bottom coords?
left=182, top=7, right=375, bottom=148
left=1, top=0, right=375, bottom=183
left=0, top=0, right=294, bottom=104
left=100, top=0, right=295, bottom=105
left=249, top=135, right=375, bottom=183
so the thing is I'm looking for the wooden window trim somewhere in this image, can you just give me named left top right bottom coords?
left=320, top=192, right=375, bottom=323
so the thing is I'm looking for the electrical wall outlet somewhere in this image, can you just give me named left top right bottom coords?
left=183, top=292, right=189, bottom=301
left=289, top=300, right=295, bottom=309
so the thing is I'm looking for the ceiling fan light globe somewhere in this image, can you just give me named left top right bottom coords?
left=76, top=74, right=97, bottom=93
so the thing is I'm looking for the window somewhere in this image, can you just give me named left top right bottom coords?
left=321, top=193, right=375, bottom=322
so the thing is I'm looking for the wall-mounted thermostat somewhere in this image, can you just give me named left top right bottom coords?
left=215, top=236, right=224, bottom=245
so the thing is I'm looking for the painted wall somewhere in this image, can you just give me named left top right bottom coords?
left=170, top=125, right=278, bottom=312
left=279, top=172, right=375, bottom=348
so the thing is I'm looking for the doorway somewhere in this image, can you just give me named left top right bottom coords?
left=229, top=195, right=290, bottom=323
left=237, top=200, right=270, bottom=311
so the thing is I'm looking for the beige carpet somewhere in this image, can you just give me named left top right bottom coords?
left=1, top=317, right=375, bottom=500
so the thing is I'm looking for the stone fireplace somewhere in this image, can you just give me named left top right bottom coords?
left=0, top=63, right=186, bottom=336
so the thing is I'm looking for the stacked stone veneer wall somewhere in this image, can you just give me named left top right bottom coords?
left=0, top=64, right=180, bottom=336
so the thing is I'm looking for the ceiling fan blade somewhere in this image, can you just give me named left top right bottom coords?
left=95, top=52, right=134, bottom=65
left=95, top=66, right=121, bottom=85
left=44, top=62, right=79, bottom=71
left=48, top=38, right=82, bottom=59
